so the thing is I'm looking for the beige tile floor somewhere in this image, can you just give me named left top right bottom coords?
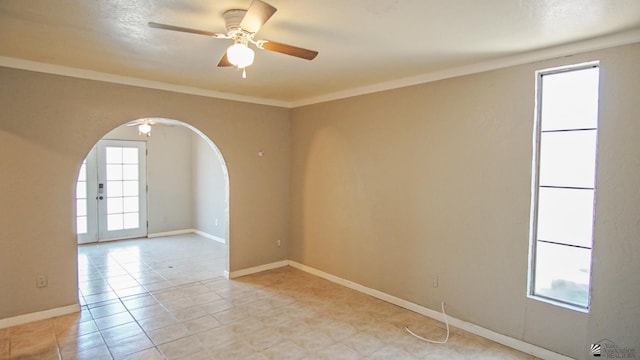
left=1, top=234, right=539, bottom=359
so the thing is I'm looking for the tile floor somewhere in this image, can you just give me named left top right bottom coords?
left=1, top=234, right=539, bottom=359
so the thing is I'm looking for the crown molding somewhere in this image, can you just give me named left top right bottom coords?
left=290, top=29, right=640, bottom=107
left=1, top=28, right=638, bottom=109
left=0, top=56, right=289, bottom=108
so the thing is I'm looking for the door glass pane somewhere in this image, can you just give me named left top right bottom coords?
left=123, top=213, right=139, bottom=229
left=76, top=181, right=86, bottom=198
left=537, top=187, right=595, bottom=248
left=122, top=148, right=138, bottom=164
left=123, top=197, right=139, bottom=212
left=77, top=216, right=87, bottom=234
left=540, top=67, right=599, bottom=131
left=77, top=199, right=87, bottom=216
left=122, top=165, right=138, bottom=180
left=123, top=181, right=139, bottom=196
left=78, top=163, right=86, bottom=181
left=107, top=181, right=123, bottom=197
left=534, top=241, right=591, bottom=307
left=107, top=164, right=123, bottom=181
left=539, top=130, right=597, bottom=188
left=106, top=147, right=122, bottom=163
left=107, top=214, right=124, bottom=231
left=107, top=197, right=123, bottom=214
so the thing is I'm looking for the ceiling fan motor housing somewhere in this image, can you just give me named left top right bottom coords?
left=224, top=9, right=254, bottom=46
left=224, top=9, right=248, bottom=36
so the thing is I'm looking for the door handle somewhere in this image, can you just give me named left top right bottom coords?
left=97, top=183, right=104, bottom=200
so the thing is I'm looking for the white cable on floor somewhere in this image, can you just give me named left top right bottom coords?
left=405, top=301, right=450, bottom=344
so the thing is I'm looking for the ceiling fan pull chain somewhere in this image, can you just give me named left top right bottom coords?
left=242, top=68, right=247, bottom=79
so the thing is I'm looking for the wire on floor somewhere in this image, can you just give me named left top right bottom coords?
left=405, top=301, right=450, bottom=344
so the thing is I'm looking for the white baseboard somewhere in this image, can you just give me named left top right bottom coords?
left=196, top=258, right=572, bottom=360
left=0, top=303, right=80, bottom=329
left=287, top=261, right=572, bottom=360
left=228, top=260, right=289, bottom=279
left=147, top=229, right=193, bottom=238
left=193, top=229, right=226, bottom=244
left=148, top=229, right=226, bottom=244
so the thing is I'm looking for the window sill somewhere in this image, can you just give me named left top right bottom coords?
left=527, top=295, right=590, bottom=314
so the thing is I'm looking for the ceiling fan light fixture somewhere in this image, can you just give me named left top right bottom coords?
left=138, top=123, right=152, bottom=136
left=226, top=42, right=255, bottom=69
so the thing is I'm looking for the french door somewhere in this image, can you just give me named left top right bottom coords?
left=77, top=140, right=147, bottom=244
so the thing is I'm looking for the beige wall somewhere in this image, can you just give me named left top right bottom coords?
left=0, top=68, right=290, bottom=319
left=290, top=43, right=640, bottom=359
left=192, top=132, right=228, bottom=240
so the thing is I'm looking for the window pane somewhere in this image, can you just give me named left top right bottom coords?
left=534, top=241, right=591, bottom=307
left=107, top=197, right=123, bottom=214
left=537, top=187, right=594, bottom=248
left=122, top=148, right=138, bottom=164
left=77, top=216, right=87, bottom=234
left=106, top=147, right=122, bottom=164
left=77, top=199, right=87, bottom=216
left=123, top=196, right=139, bottom=213
left=76, top=181, right=87, bottom=199
left=539, top=130, right=597, bottom=188
left=540, top=67, right=599, bottom=131
left=107, top=214, right=124, bottom=231
left=123, top=213, right=139, bottom=229
left=123, top=181, right=139, bottom=196
left=107, top=181, right=123, bottom=197
left=122, top=164, right=138, bottom=180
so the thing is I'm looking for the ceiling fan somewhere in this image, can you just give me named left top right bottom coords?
left=126, top=118, right=181, bottom=137
left=148, top=0, right=318, bottom=78
left=127, top=118, right=156, bottom=136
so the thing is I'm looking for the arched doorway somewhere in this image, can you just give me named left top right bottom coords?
left=74, top=117, right=230, bottom=301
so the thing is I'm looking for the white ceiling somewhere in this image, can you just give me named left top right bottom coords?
left=1, top=0, right=639, bottom=106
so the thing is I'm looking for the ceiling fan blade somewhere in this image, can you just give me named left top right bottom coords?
left=148, top=22, right=226, bottom=38
left=217, top=52, right=233, bottom=67
left=239, top=0, right=277, bottom=34
left=260, top=40, right=318, bottom=60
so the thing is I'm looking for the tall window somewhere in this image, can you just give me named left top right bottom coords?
left=529, top=63, right=600, bottom=309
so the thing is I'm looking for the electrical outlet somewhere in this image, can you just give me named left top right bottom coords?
left=36, top=275, right=48, bottom=288
left=277, top=240, right=281, bottom=247
left=431, top=275, right=439, bottom=288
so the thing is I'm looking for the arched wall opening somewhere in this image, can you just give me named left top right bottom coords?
left=74, top=117, right=230, bottom=273
left=1, top=66, right=291, bottom=325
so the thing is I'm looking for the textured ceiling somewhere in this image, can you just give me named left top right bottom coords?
left=1, top=0, right=639, bottom=106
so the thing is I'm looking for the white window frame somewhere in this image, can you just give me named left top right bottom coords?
left=528, top=61, right=600, bottom=311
